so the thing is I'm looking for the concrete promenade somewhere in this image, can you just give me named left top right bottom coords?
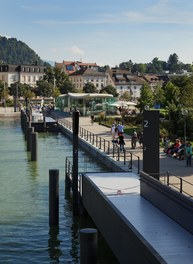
left=69, top=116, right=193, bottom=176
left=0, top=106, right=20, bottom=117
left=54, top=113, right=193, bottom=196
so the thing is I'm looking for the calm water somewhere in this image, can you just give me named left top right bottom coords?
left=0, top=117, right=118, bottom=263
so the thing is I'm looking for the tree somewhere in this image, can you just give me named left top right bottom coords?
left=119, top=60, right=133, bottom=71
left=136, top=84, right=154, bottom=113
left=167, top=53, right=181, bottom=73
left=36, top=80, right=54, bottom=97
left=60, top=79, right=75, bottom=94
left=119, top=91, right=132, bottom=101
left=153, top=85, right=165, bottom=107
left=100, top=85, right=119, bottom=97
left=83, top=82, right=98, bottom=93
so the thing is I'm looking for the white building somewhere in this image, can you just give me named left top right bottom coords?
left=0, top=64, right=46, bottom=87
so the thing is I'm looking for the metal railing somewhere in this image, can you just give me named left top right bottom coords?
left=57, top=117, right=140, bottom=173
left=160, top=171, right=193, bottom=198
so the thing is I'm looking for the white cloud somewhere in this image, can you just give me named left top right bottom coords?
left=66, top=46, right=85, bottom=56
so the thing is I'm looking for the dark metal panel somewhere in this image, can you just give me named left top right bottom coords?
left=82, top=175, right=166, bottom=264
left=143, top=110, right=160, bottom=179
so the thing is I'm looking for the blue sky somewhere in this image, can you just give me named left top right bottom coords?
left=1, top=0, right=193, bottom=66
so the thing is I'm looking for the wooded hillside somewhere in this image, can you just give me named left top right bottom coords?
left=0, top=36, right=48, bottom=65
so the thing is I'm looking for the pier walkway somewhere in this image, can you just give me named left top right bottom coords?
left=54, top=111, right=193, bottom=184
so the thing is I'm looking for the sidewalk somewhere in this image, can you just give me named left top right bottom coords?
left=64, top=116, right=193, bottom=180
left=0, top=106, right=20, bottom=117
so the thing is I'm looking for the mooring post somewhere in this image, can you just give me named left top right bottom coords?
left=49, top=169, right=59, bottom=226
left=31, top=132, right=38, bottom=161
left=80, top=228, right=98, bottom=264
left=27, top=126, right=34, bottom=151
left=73, top=110, right=79, bottom=215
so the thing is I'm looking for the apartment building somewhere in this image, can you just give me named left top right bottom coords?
left=0, top=64, right=46, bottom=87
left=109, top=68, right=145, bottom=100
left=55, top=60, right=99, bottom=75
left=69, top=67, right=107, bottom=91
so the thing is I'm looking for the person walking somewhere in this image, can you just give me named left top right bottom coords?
left=111, top=123, right=116, bottom=140
left=118, top=132, right=125, bottom=152
left=131, top=129, right=138, bottom=149
left=185, top=142, right=192, bottom=167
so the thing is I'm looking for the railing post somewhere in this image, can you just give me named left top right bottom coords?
left=104, top=139, right=106, bottom=152
left=87, top=131, right=88, bottom=141
left=92, top=134, right=94, bottom=145
left=117, top=148, right=120, bottom=161
left=167, top=171, right=170, bottom=186
left=107, top=141, right=110, bottom=154
left=128, top=152, right=132, bottom=172
left=99, top=137, right=101, bottom=149
left=113, top=143, right=115, bottom=158
left=180, top=177, right=183, bottom=193
left=137, top=156, right=140, bottom=174
left=90, top=132, right=92, bottom=143
left=124, top=149, right=126, bottom=165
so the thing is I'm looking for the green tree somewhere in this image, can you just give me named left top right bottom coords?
left=100, top=85, right=119, bottom=97
left=60, top=79, right=75, bottom=94
left=119, top=60, right=133, bottom=71
left=119, top=91, right=132, bottom=101
left=36, top=80, right=54, bottom=97
left=153, top=85, right=165, bottom=107
left=136, top=84, right=154, bottom=112
left=83, top=82, right=98, bottom=93
left=167, top=53, right=181, bottom=73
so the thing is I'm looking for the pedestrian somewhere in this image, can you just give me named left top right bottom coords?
left=138, top=131, right=143, bottom=149
left=118, top=132, right=125, bottom=152
left=185, top=142, right=192, bottom=166
left=111, top=123, right=116, bottom=140
left=131, top=129, right=138, bottom=149
left=117, top=122, right=124, bottom=136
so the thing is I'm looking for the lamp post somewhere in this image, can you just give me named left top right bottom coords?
left=182, top=110, right=188, bottom=141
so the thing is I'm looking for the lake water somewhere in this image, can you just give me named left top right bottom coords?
left=0, top=117, right=118, bottom=263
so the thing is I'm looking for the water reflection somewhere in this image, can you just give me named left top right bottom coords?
left=48, top=226, right=62, bottom=262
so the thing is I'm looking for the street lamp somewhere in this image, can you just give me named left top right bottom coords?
left=181, top=110, right=188, bottom=141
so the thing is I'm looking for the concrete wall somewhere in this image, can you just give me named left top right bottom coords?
left=82, top=175, right=166, bottom=264
left=59, top=124, right=125, bottom=172
left=140, top=171, right=193, bottom=235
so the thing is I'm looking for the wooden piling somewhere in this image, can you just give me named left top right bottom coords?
left=49, top=169, right=59, bottom=226
left=31, top=132, right=38, bottom=161
left=80, top=228, right=98, bottom=264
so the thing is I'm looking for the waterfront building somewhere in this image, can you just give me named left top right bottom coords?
left=55, top=60, right=99, bottom=75
left=55, top=92, right=114, bottom=116
left=0, top=63, right=46, bottom=87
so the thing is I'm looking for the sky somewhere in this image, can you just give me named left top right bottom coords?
left=1, top=0, right=193, bottom=67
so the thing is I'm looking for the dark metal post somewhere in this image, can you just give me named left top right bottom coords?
left=143, top=110, right=160, bottom=180
left=31, top=132, right=38, bottom=161
left=80, top=228, right=98, bottom=264
left=14, top=83, right=18, bottom=112
left=49, top=169, right=59, bottom=226
left=27, top=126, right=34, bottom=151
left=73, top=111, right=79, bottom=215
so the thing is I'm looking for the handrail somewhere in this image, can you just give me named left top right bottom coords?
left=56, top=117, right=140, bottom=173
left=160, top=170, right=193, bottom=198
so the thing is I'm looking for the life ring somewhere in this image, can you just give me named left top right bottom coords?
left=117, top=190, right=122, bottom=195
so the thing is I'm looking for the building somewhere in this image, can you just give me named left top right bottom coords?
left=109, top=68, right=145, bottom=100
left=69, top=67, right=107, bottom=92
left=0, top=64, right=46, bottom=87
left=55, top=60, right=99, bottom=75
left=56, top=92, right=114, bottom=116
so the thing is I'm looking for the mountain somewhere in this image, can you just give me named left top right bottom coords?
left=0, top=35, right=50, bottom=66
